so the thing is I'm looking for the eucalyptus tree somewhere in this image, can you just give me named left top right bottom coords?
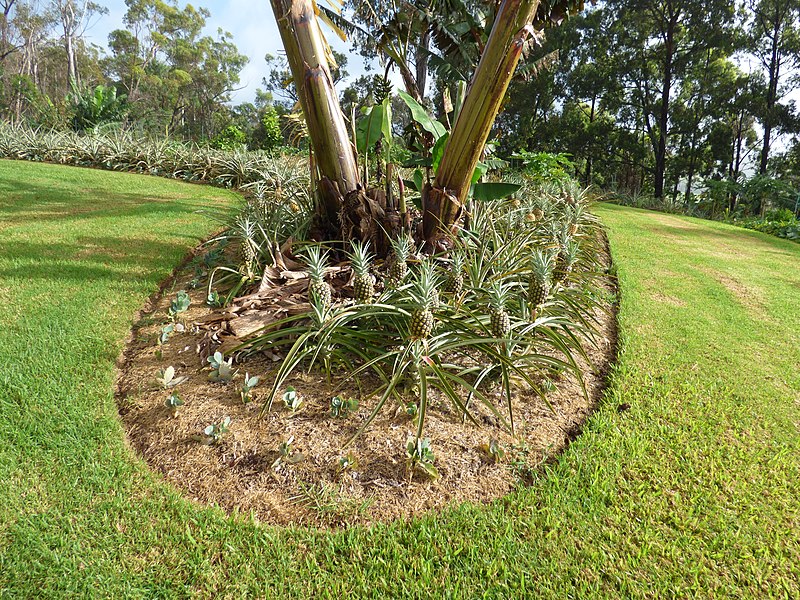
left=746, top=0, right=800, bottom=174
left=0, top=0, right=18, bottom=62
left=607, top=0, right=736, bottom=199
left=104, top=0, right=247, bottom=138
left=2, top=0, right=56, bottom=121
left=551, top=6, right=622, bottom=185
left=668, top=51, right=747, bottom=204
left=50, top=0, right=106, bottom=86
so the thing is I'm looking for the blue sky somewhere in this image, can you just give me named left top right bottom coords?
left=84, top=0, right=379, bottom=104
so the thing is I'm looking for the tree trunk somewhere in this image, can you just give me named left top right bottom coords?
left=415, top=30, right=430, bottom=99
left=759, top=25, right=781, bottom=174
left=422, top=0, right=541, bottom=248
left=654, top=16, right=676, bottom=199
left=585, top=94, right=595, bottom=186
left=398, top=60, right=423, bottom=104
left=0, top=1, right=16, bottom=63
left=65, top=32, right=77, bottom=85
left=684, top=128, right=700, bottom=207
left=270, top=0, right=398, bottom=248
left=272, top=0, right=357, bottom=191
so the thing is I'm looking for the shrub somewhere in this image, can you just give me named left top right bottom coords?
left=251, top=107, right=282, bottom=151
left=741, top=175, right=796, bottom=216
left=69, top=84, right=127, bottom=132
left=512, top=151, right=575, bottom=182
left=730, top=211, right=800, bottom=242
left=210, top=125, right=247, bottom=151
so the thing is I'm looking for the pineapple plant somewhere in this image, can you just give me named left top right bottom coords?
left=553, top=241, right=580, bottom=284
left=528, top=250, right=554, bottom=311
left=304, top=245, right=332, bottom=307
left=567, top=203, right=585, bottom=236
left=237, top=216, right=258, bottom=280
left=409, top=260, right=439, bottom=340
left=349, top=240, right=375, bottom=303
left=488, top=283, right=511, bottom=339
left=388, top=233, right=413, bottom=284
left=443, top=252, right=465, bottom=296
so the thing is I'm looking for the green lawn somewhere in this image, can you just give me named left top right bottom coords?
left=1, top=161, right=798, bottom=597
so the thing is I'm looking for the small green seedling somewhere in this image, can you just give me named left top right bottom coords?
left=540, top=377, right=556, bottom=393
left=283, top=386, right=302, bottom=411
left=330, top=395, right=358, bottom=417
left=240, top=373, right=260, bottom=403
left=273, top=436, right=304, bottom=467
left=481, top=438, right=506, bottom=463
left=195, top=416, right=231, bottom=445
left=406, top=402, right=418, bottom=417
left=159, top=323, right=175, bottom=344
left=156, top=366, right=188, bottom=389
left=406, top=437, right=439, bottom=480
left=165, top=392, right=184, bottom=416
left=338, top=452, right=358, bottom=473
left=206, top=291, right=223, bottom=308
left=208, top=351, right=235, bottom=382
left=279, top=436, right=294, bottom=457
left=168, top=290, right=191, bottom=320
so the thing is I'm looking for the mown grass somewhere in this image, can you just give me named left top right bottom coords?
left=1, top=163, right=798, bottom=597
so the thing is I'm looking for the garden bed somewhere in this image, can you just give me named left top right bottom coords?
left=116, top=238, right=617, bottom=528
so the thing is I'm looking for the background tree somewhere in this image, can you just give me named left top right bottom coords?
left=103, top=0, right=246, bottom=138
left=746, top=0, right=800, bottom=174
left=606, top=0, right=736, bottom=199
left=51, top=0, right=106, bottom=87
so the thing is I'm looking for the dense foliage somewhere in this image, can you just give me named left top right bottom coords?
left=728, top=209, right=800, bottom=241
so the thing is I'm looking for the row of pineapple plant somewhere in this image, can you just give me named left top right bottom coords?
left=0, top=120, right=309, bottom=191
left=0, top=121, right=319, bottom=304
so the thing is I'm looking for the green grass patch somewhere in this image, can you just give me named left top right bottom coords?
left=1, top=165, right=798, bottom=597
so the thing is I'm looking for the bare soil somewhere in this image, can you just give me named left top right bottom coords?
left=116, top=241, right=618, bottom=528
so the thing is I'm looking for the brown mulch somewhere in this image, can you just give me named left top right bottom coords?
left=115, top=239, right=618, bottom=528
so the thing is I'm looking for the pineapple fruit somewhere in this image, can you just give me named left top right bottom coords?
left=528, top=250, right=554, bottom=311
left=488, top=284, right=511, bottom=339
left=388, top=234, right=413, bottom=284
left=567, top=203, right=585, bottom=236
left=304, top=245, right=332, bottom=308
left=553, top=241, right=580, bottom=284
left=237, top=217, right=258, bottom=280
left=409, top=260, right=439, bottom=340
left=410, top=306, right=435, bottom=340
left=443, top=252, right=465, bottom=296
left=349, top=241, right=375, bottom=303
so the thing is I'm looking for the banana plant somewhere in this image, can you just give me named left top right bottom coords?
left=268, top=0, right=585, bottom=250
left=397, top=89, right=522, bottom=208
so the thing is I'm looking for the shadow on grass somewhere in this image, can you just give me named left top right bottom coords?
left=0, top=172, right=229, bottom=226
left=0, top=235, right=209, bottom=282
